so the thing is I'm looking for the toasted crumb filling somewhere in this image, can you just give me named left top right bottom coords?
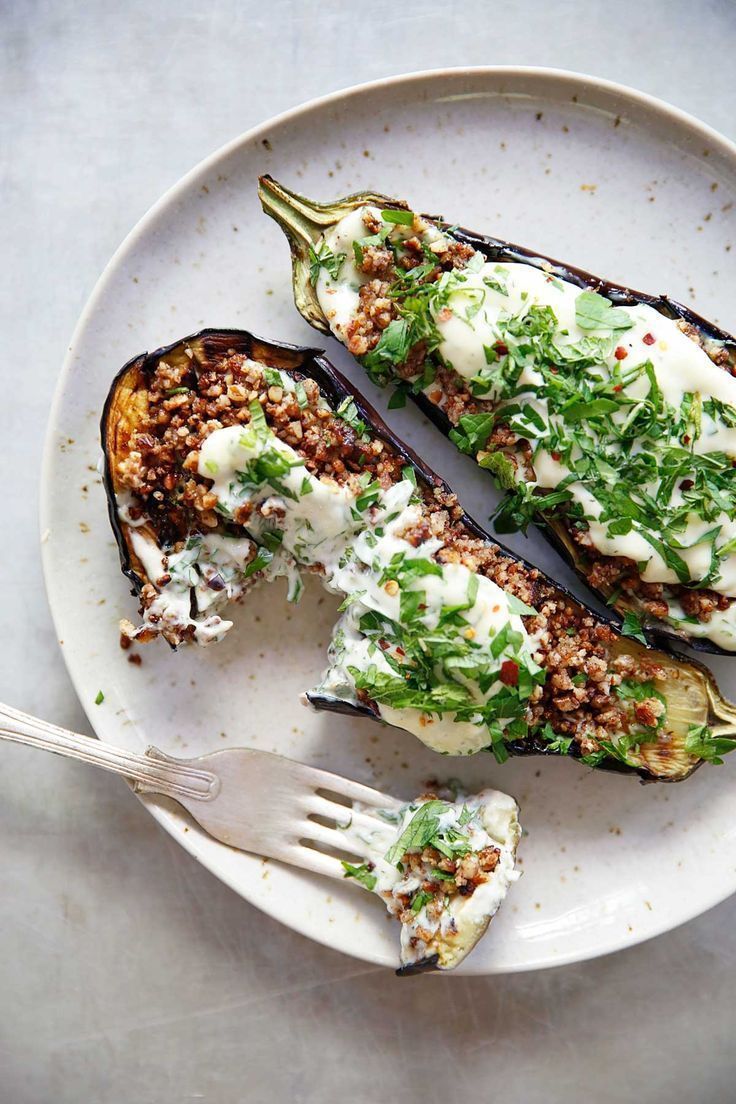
left=323, top=207, right=735, bottom=633
left=114, top=347, right=672, bottom=756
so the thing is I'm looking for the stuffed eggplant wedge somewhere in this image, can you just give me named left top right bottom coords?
left=258, top=176, right=736, bottom=656
left=102, top=328, right=736, bottom=782
left=337, top=784, right=521, bottom=974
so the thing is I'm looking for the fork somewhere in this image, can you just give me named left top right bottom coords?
left=0, top=701, right=403, bottom=879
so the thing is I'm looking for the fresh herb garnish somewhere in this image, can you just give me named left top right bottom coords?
left=381, top=208, right=414, bottom=226
left=308, top=241, right=346, bottom=285
left=341, top=861, right=377, bottom=890
left=684, top=723, right=736, bottom=765
left=574, top=290, right=635, bottom=333
left=335, top=397, right=368, bottom=437
left=244, top=546, right=274, bottom=577
left=621, top=610, right=648, bottom=645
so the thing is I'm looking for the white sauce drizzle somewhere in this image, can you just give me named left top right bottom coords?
left=315, top=207, right=736, bottom=648
left=127, top=527, right=259, bottom=645
left=338, top=789, right=520, bottom=969
left=117, top=364, right=535, bottom=752
left=194, top=391, right=534, bottom=755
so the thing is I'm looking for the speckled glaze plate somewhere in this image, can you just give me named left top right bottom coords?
left=41, top=68, right=736, bottom=974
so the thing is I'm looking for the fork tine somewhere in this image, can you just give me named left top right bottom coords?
left=302, top=764, right=403, bottom=811
left=305, top=794, right=389, bottom=838
left=298, top=820, right=371, bottom=860
left=277, top=841, right=349, bottom=881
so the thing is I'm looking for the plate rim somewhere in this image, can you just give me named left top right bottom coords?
left=39, top=65, right=736, bottom=975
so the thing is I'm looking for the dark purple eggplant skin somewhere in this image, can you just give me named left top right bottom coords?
left=257, top=173, right=736, bottom=658
left=395, top=954, right=440, bottom=977
left=102, top=327, right=713, bottom=782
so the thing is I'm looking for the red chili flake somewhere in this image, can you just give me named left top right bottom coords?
left=378, top=639, right=389, bottom=651
left=642, top=332, right=656, bottom=346
left=494, top=341, right=508, bottom=356
left=680, top=479, right=694, bottom=491
left=395, top=646, right=406, bottom=657
left=499, top=660, right=519, bottom=686
left=613, top=384, right=623, bottom=392
left=614, top=346, right=628, bottom=360
left=549, top=366, right=559, bottom=374
left=683, top=434, right=690, bottom=445
left=551, top=451, right=561, bottom=461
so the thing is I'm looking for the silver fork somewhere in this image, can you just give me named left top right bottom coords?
left=0, top=702, right=403, bottom=879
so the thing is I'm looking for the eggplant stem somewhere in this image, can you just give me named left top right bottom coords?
left=257, top=175, right=405, bottom=335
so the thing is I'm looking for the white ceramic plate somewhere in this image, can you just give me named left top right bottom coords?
left=41, top=68, right=736, bottom=974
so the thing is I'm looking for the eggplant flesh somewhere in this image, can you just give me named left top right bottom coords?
left=338, top=786, right=522, bottom=974
left=258, top=175, right=736, bottom=657
left=101, top=328, right=736, bottom=782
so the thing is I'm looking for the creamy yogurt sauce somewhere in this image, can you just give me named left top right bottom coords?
left=126, top=527, right=261, bottom=645
left=314, top=206, right=736, bottom=648
left=338, top=788, right=521, bottom=970
left=118, top=372, right=539, bottom=755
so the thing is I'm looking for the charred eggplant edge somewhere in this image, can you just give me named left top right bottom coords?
left=257, top=174, right=736, bottom=657
left=102, top=327, right=736, bottom=782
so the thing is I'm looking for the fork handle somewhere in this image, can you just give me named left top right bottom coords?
left=0, top=702, right=218, bottom=801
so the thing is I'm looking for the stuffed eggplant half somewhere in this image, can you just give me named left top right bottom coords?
left=339, top=784, right=521, bottom=973
left=259, top=176, right=736, bottom=656
left=102, top=328, right=736, bottom=782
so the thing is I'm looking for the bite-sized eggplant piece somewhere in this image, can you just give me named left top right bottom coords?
left=259, top=176, right=736, bottom=656
left=102, top=328, right=736, bottom=781
left=338, top=784, right=521, bottom=973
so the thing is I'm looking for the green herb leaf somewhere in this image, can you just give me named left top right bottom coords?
left=381, top=208, right=414, bottom=226
left=244, top=546, right=274, bottom=578
left=384, top=801, right=450, bottom=865
left=309, top=241, right=346, bottom=285
left=449, top=413, right=494, bottom=455
left=506, top=594, right=538, bottom=617
left=341, top=861, right=377, bottom=891
left=388, top=385, right=408, bottom=409
left=362, top=320, right=411, bottom=381
left=621, top=610, right=648, bottom=645
left=575, top=290, right=634, bottom=333
left=335, top=397, right=368, bottom=437
left=684, top=723, right=736, bottom=765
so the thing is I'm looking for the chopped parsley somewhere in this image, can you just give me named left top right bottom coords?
left=684, top=723, right=736, bottom=765
left=384, top=801, right=474, bottom=867
left=309, top=241, right=346, bottom=285
left=335, top=397, right=368, bottom=438
left=341, top=861, right=377, bottom=890
left=621, top=610, right=648, bottom=645
left=327, top=215, right=736, bottom=609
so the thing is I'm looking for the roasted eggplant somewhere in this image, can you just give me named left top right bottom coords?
left=338, top=785, right=521, bottom=973
left=102, top=328, right=736, bottom=782
left=258, top=176, right=736, bottom=657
